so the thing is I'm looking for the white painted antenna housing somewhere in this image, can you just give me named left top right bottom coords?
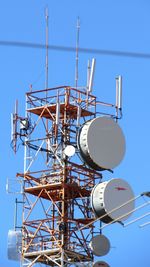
left=56, top=102, right=60, bottom=125
left=118, top=75, right=122, bottom=109
left=116, top=75, right=122, bottom=109
left=88, top=58, right=96, bottom=92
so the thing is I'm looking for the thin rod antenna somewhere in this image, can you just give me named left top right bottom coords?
left=75, top=17, right=80, bottom=88
left=78, top=198, right=150, bottom=233
left=100, top=201, right=150, bottom=231
left=45, top=7, right=49, bottom=93
left=139, top=221, right=150, bottom=228
left=75, top=194, right=142, bottom=232
left=124, top=211, right=150, bottom=227
left=45, top=7, right=49, bottom=164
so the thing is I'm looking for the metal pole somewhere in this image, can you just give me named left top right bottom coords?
left=22, top=94, right=28, bottom=267
left=45, top=7, right=49, bottom=164
left=45, top=7, right=49, bottom=93
left=14, top=198, right=17, bottom=230
left=75, top=17, right=80, bottom=88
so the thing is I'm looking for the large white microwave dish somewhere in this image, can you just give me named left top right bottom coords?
left=91, top=178, right=135, bottom=223
left=78, top=116, right=125, bottom=170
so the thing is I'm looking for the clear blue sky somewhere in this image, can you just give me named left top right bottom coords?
left=1, top=0, right=150, bottom=266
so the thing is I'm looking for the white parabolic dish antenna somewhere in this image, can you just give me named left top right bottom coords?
left=93, top=261, right=110, bottom=267
left=78, top=116, right=125, bottom=170
left=91, top=178, right=135, bottom=223
left=64, top=145, right=75, bottom=157
left=90, top=234, right=110, bottom=256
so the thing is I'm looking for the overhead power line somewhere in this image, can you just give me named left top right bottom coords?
left=1, top=40, right=150, bottom=59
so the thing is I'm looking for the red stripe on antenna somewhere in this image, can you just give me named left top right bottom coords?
left=115, top=187, right=127, bottom=191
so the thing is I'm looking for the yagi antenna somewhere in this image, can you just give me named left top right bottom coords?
left=88, top=58, right=96, bottom=92
left=75, top=17, right=80, bottom=88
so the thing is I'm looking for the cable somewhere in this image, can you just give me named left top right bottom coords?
left=1, top=40, right=150, bottom=59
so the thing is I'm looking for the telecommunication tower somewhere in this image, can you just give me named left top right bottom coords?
left=9, top=14, right=150, bottom=267
left=9, top=72, right=134, bottom=267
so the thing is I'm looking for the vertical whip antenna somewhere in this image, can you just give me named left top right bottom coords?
left=45, top=7, right=49, bottom=94
left=75, top=17, right=80, bottom=88
left=45, top=7, right=49, bottom=163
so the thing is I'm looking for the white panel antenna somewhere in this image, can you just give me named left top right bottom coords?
left=56, top=102, right=60, bottom=125
left=86, top=60, right=91, bottom=90
left=118, top=75, right=122, bottom=109
left=88, top=58, right=96, bottom=92
left=7, top=230, right=22, bottom=261
left=11, top=113, right=14, bottom=142
left=116, top=75, right=122, bottom=110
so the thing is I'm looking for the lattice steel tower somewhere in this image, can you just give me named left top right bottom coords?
left=16, top=85, right=101, bottom=267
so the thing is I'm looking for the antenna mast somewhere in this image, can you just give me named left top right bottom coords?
left=45, top=7, right=49, bottom=93
left=75, top=17, right=80, bottom=88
